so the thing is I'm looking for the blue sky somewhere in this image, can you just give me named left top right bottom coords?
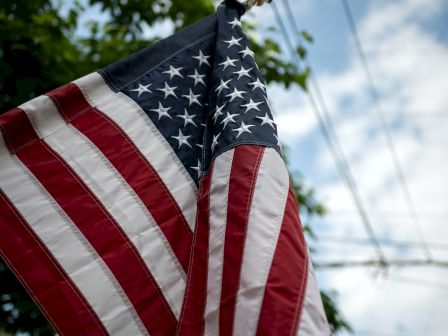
left=71, top=0, right=448, bottom=334
left=248, top=1, right=448, bottom=335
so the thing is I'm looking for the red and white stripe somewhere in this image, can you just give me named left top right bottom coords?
left=0, top=71, right=329, bottom=335
left=0, top=74, right=198, bottom=335
left=178, top=145, right=330, bottom=336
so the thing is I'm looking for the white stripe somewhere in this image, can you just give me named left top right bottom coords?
left=20, top=95, right=66, bottom=138
left=73, top=72, right=198, bottom=231
left=204, top=149, right=235, bottom=336
left=232, top=148, right=290, bottom=336
left=21, top=96, right=185, bottom=318
left=0, top=153, right=146, bottom=336
left=297, top=259, right=331, bottom=336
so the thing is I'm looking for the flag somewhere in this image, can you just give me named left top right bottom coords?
left=0, top=1, right=330, bottom=335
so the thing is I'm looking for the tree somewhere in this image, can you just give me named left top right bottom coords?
left=0, top=0, right=349, bottom=334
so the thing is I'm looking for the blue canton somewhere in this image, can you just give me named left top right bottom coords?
left=122, top=5, right=280, bottom=186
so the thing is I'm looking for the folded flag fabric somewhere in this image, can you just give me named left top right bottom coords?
left=0, top=1, right=330, bottom=335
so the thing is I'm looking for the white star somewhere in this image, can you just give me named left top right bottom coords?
left=256, top=113, right=276, bottom=128
left=233, top=122, right=254, bottom=139
left=226, top=88, right=246, bottom=102
left=191, top=159, right=202, bottom=179
left=157, top=82, right=177, bottom=99
left=219, top=57, right=238, bottom=70
left=163, top=65, right=183, bottom=79
left=241, top=99, right=263, bottom=113
left=220, top=112, right=238, bottom=129
left=182, top=89, right=202, bottom=106
left=172, top=129, right=192, bottom=149
left=188, top=69, right=206, bottom=87
left=177, top=108, right=197, bottom=127
left=213, top=104, right=225, bottom=123
left=248, top=78, right=266, bottom=91
left=224, top=35, right=243, bottom=48
left=228, top=17, right=242, bottom=29
left=215, top=79, right=231, bottom=95
left=239, top=46, right=255, bottom=59
left=234, top=66, right=252, bottom=80
left=131, top=83, right=152, bottom=97
left=211, top=133, right=220, bottom=152
left=150, top=102, right=172, bottom=120
left=192, top=50, right=211, bottom=67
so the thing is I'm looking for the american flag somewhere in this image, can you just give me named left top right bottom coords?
left=0, top=2, right=329, bottom=335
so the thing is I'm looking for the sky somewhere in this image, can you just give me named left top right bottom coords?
left=70, top=0, right=448, bottom=335
left=247, top=0, right=448, bottom=335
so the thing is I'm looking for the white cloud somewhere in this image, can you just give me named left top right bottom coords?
left=262, top=0, right=448, bottom=334
left=267, top=84, right=317, bottom=145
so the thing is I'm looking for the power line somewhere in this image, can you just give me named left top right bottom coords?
left=340, top=0, right=433, bottom=261
left=321, top=210, right=448, bottom=219
left=353, top=329, right=412, bottom=336
left=314, top=259, right=448, bottom=290
left=313, top=258, right=448, bottom=269
left=288, top=110, right=448, bottom=119
left=388, top=272, right=448, bottom=290
left=273, top=0, right=387, bottom=265
left=313, top=234, right=448, bottom=251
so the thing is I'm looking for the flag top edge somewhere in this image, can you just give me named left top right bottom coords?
left=99, top=13, right=218, bottom=93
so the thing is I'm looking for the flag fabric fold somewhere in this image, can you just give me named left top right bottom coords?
left=0, top=1, right=330, bottom=335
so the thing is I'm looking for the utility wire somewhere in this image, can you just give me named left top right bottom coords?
left=313, top=258, right=448, bottom=269
left=325, top=209, right=448, bottom=216
left=340, top=0, right=433, bottom=261
left=353, top=329, right=412, bottom=336
left=315, top=259, right=448, bottom=290
left=388, top=272, right=448, bottom=290
left=273, top=0, right=387, bottom=265
left=312, top=234, right=448, bottom=251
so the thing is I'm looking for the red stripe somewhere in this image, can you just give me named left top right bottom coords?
left=219, top=145, right=264, bottom=336
left=0, top=190, right=108, bottom=336
left=256, top=186, right=309, bottom=335
left=0, top=107, right=39, bottom=153
left=47, top=83, right=192, bottom=271
left=15, top=124, right=177, bottom=335
left=48, top=83, right=91, bottom=120
left=176, top=162, right=214, bottom=336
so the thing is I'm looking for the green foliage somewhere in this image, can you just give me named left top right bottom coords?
left=0, top=262, right=54, bottom=336
left=301, top=30, right=314, bottom=43
left=0, top=0, right=81, bottom=110
left=0, top=0, right=350, bottom=334
left=242, top=20, right=310, bottom=90
left=321, top=291, right=352, bottom=334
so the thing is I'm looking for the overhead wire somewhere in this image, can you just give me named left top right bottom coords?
left=313, top=258, right=448, bottom=269
left=273, top=0, right=448, bottom=294
left=388, top=272, right=448, bottom=290
left=340, top=0, right=433, bottom=261
left=312, top=234, right=448, bottom=251
left=271, top=1, right=388, bottom=265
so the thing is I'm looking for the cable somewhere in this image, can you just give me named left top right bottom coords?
left=272, top=1, right=387, bottom=265
left=314, top=234, right=448, bottom=251
left=313, top=258, right=448, bottom=269
left=340, top=0, right=433, bottom=261
left=388, top=272, right=448, bottom=290
left=314, top=259, right=448, bottom=290
left=323, top=209, right=448, bottom=218
left=353, top=330, right=412, bottom=336
left=313, top=234, right=448, bottom=251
